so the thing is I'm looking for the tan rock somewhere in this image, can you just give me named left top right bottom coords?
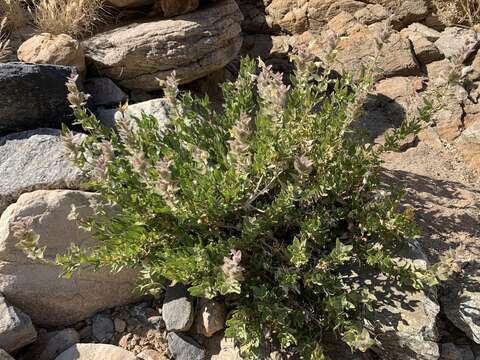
left=307, top=0, right=365, bottom=32
left=0, top=190, right=140, bottom=327
left=435, top=27, right=479, bottom=63
left=55, top=344, right=137, bottom=360
left=83, top=0, right=242, bottom=90
left=265, top=0, right=309, bottom=34
left=263, top=0, right=366, bottom=34
left=309, top=25, right=420, bottom=78
left=434, top=104, right=463, bottom=142
left=401, top=26, right=443, bottom=65
left=353, top=4, right=389, bottom=25
left=368, top=0, right=429, bottom=29
left=194, top=299, right=226, bottom=337
left=326, top=11, right=363, bottom=36
left=375, top=76, right=424, bottom=102
left=425, top=59, right=455, bottom=86
left=455, top=120, right=480, bottom=171
left=138, top=349, right=168, bottom=360
left=17, top=33, right=85, bottom=73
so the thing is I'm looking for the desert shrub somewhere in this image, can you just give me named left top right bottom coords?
left=19, top=52, right=445, bottom=358
left=31, top=0, right=105, bottom=38
left=0, top=0, right=28, bottom=30
left=432, top=0, right=480, bottom=26
left=0, top=18, right=10, bottom=61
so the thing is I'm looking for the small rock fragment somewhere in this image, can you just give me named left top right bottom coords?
left=194, top=299, right=226, bottom=337
left=0, top=295, right=37, bottom=353
left=92, top=314, right=114, bottom=342
left=162, top=284, right=194, bottom=332
left=167, top=332, right=205, bottom=360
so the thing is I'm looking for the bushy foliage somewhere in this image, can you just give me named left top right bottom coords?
left=0, top=0, right=28, bottom=31
left=0, top=18, right=11, bottom=61
left=433, top=0, right=480, bottom=27
left=21, top=53, right=444, bottom=358
left=32, top=0, right=106, bottom=38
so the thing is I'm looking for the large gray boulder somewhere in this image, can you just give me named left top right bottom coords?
left=435, top=27, right=479, bottom=63
left=364, top=242, right=440, bottom=360
left=0, top=63, right=79, bottom=134
left=442, top=266, right=480, bottom=344
left=0, top=190, right=140, bottom=327
left=96, top=99, right=168, bottom=128
left=83, top=0, right=243, bottom=91
left=0, top=294, right=37, bottom=353
left=0, top=129, right=84, bottom=215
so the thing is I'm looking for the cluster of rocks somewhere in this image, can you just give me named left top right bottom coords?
left=0, top=285, right=232, bottom=359
left=240, top=0, right=480, bottom=174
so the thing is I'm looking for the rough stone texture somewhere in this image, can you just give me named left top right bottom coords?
left=455, top=118, right=480, bottom=171
left=108, top=0, right=153, bottom=8
left=0, top=190, right=140, bottom=327
left=369, top=243, right=440, bottom=360
left=0, top=129, right=84, bottom=215
left=17, top=33, right=85, bottom=73
left=0, top=294, right=36, bottom=353
left=263, top=0, right=310, bottom=34
left=442, top=267, right=480, bottom=344
left=384, top=0, right=429, bottom=29
left=240, top=0, right=428, bottom=34
left=406, top=23, right=441, bottom=42
left=96, top=99, right=168, bottom=128
left=84, top=78, right=127, bottom=107
left=300, top=0, right=366, bottom=31
left=92, top=314, right=115, bottom=342
left=26, top=328, right=80, bottom=360
left=205, top=334, right=241, bottom=360
left=401, top=26, right=443, bottom=65
left=138, top=349, right=168, bottom=360
left=194, top=299, right=226, bottom=337
left=0, top=349, right=14, bottom=360
left=286, top=0, right=366, bottom=33
left=353, top=4, right=389, bottom=25
left=435, top=27, right=479, bottom=63
left=0, top=63, right=79, bottom=134
left=162, top=284, right=194, bottom=332
left=167, top=332, right=205, bottom=360
left=441, top=343, right=475, bottom=360
left=83, top=0, right=243, bottom=90
left=55, top=344, right=138, bottom=360
left=302, top=21, right=420, bottom=79
left=156, top=0, right=199, bottom=17
left=433, top=86, right=467, bottom=142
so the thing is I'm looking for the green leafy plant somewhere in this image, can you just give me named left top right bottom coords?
left=18, top=50, right=447, bottom=358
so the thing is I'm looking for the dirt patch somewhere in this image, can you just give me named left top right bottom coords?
left=381, top=141, right=480, bottom=263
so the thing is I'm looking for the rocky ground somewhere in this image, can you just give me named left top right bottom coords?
left=0, top=0, right=479, bottom=359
